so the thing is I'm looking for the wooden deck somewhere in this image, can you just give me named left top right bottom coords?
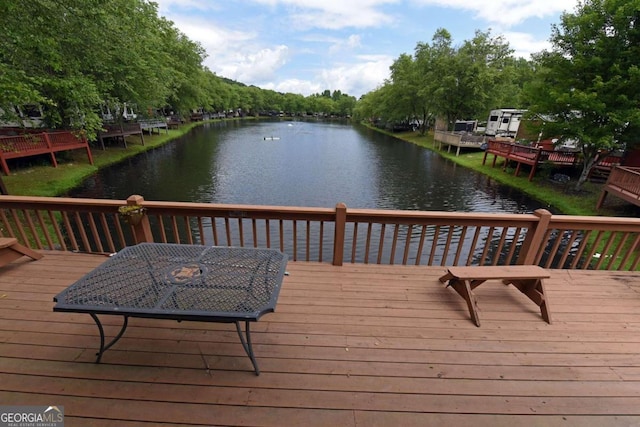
left=1, top=251, right=640, bottom=426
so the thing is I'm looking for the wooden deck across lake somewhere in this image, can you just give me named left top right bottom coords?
left=1, top=251, right=640, bottom=426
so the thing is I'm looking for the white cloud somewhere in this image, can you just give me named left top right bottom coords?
left=264, top=55, right=392, bottom=97
left=412, top=0, right=579, bottom=27
left=217, top=46, right=290, bottom=84
left=166, top=15, right=289, bottom=84
left=318, top=55, right=393, bottom=97
left=329, top=35, right=362, bottom=55
left=154, top=0, right=221, bottom=14
left=505, top=31, right=553, bottom=58
left=252, top=0, right=400, bottom=29
left=266, top=79, right=325, bottom=95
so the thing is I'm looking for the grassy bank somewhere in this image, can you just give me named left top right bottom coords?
left=2, top=121, right=208, bottom=197
left=371, top=126, right=631, bottom=217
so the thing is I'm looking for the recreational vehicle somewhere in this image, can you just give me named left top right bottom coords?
left=0, top=104, right=45, bottom=128
left=485, top=109, right=525, bottom=138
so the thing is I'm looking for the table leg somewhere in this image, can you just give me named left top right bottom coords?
left=89, top=314, right=129, bottom=363
left=235, top=321, right=260, bottom=376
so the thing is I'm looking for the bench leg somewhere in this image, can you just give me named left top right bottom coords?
left=447, top=278, right=482, bottom=327
left=505, top=278, right=552, bottom=324
left=0, top=242, right=43, bottom=267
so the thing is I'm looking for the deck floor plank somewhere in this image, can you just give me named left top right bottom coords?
left=1, top=250, right=640, bottom=426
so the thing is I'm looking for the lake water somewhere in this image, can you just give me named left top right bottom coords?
left=69, top=120, right=545, bottom=213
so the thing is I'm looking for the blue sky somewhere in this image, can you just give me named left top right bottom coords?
left=155, top=0, right=580, bottom=98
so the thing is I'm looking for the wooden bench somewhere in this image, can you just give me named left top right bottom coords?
left=438, top=265, right=551, bottom=327
left=0, top=237, right=43, bottom=267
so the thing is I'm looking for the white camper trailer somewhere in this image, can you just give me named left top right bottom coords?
left=485, top=109, right=525, bottom=138
left=0, top=104, right=45, bottom=128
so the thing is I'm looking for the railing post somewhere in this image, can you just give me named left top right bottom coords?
left=125, top=194, right=154, bottom=244
left=517, top=208, right=552, bottom=265
left=332, top=203, right=347, bottom=266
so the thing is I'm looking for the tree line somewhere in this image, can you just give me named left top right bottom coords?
left=0, top=0, right=356, bottom=140
left=353, top=0, right=640, bottom=189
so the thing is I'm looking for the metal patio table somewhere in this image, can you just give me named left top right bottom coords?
left=53, top=243, right=288, bottom=375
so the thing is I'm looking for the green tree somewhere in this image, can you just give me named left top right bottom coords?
left=434, top=30, right=514, bottom=129
left=525, top=0, right=640, bottom=189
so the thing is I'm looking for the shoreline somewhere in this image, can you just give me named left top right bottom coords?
left=2, top=120, right=630, bottom=217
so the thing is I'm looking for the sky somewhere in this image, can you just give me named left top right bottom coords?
left=155, top=0, right=581, bottom=99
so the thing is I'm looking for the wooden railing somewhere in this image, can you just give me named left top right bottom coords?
left=597, top=166, right=640, bottom=209
left=433, top=130, right=486, bottom=156
left=0, top=131, right=94, bottom=175
left=97, top=123, right=144, bottom=150
left=483, top=140, right=580, bottom=181
left=0, top=194, right=638, bottom=270
left=138, top=118, right=168, bottom=135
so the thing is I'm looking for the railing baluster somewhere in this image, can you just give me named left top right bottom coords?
left=441, top=225, right=454, bottom=266
left=318, top=221, right=324, bottom=263
left=402, top=224, right=413, bottom=265
left=87, top=213, right=104, bottom=253
left=197, top=217, right=205, bottom=245
left=11, top=210, right=30, bottom=247
left=211, top=217, right=219, bottom=246
left=466, top=227, right=481, bottom=266
left=23, top=209, right=42, bottom=249
left=364, top=223, right=372, bottom=264
left=490, top=227, right=507, bottom=266
left=48, top=210, right=67, bottom=251
left=428, top=225, right=440, bottom=265
left=376, top=224, right=386, bottom=264
left=415, top=224, right=427, bottom=265
left=618, top=234, right=640, bottom=270
left=237, top=218, right=244, bottom=247
left=170, top=216, right=180, bottom=244
left=305, top=220, right=310, bottom=260
left=504, top=227, right=521, bottom=266
left=389, top=224, right=399, bottom=264
left=584, top=231, right=606, bottom=270
left=292, top=220, right=297, bottom=261
left=607, top=232, right=629, bottom=270
left=74, top=212, right=91, bottom=252
left=99, top=213, right=116, bottom=253
left=479, top=226, right=494, bottom=266
left=182, top=216, right=191, bottom=244
left=452, top=226, right=467, bottom=266
left=252, top=219, right=258, bottom=248
left=265, top=219, right=271, bottom=248
left=224, top=218, right=232, bottom=246
left=595, top=232, right=617, bottom=270
left=35, top=210, right=54, bottom=249
left=569, top=229, right=591, bottom=269
left=557, top=229, right=579, bottom=269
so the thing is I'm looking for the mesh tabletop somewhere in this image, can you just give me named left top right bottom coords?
left=54, top=244, right=288, bottom=321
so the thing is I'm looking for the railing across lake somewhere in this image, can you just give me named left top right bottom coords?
left=0, top=194, right=638, bottom=270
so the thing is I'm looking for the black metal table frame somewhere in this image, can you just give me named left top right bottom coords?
left=53, top=244, right=288, bottom=376
left=87, top=312, right=261, bottom=374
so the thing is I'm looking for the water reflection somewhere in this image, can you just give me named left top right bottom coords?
left=70, top=120, right=545, bottom=214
